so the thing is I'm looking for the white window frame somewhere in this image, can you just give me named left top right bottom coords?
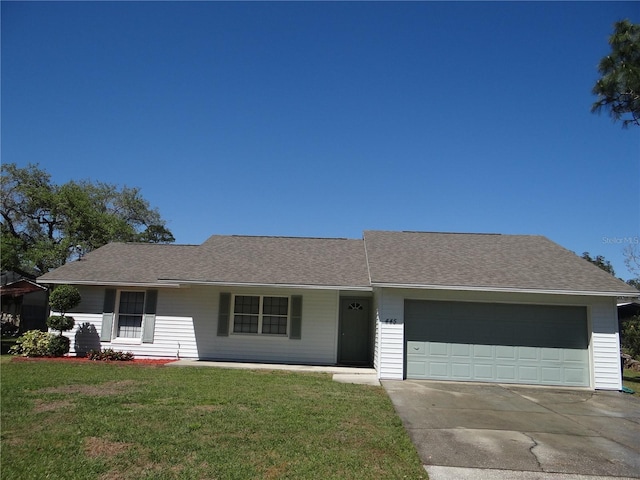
left=113, top=290, right=146, bottom=342
left=231, top=294, right=290, bottom=336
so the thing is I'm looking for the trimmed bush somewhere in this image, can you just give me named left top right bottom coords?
left=47, top=335, right=71, bottom=357
left=9, top=330, right=57, bottom=357
left=46, top=284, right=81, bottom=356
left=87, top=348, right=134, bottom=361
left=48, top=285, right=82, bottom=314
left=46, top=315, right=75, bottom=333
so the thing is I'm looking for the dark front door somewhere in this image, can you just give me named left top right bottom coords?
left=338, top=297, right=371, bottom=365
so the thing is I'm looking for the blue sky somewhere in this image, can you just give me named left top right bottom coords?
left=2, top=1, right=639, bottom=279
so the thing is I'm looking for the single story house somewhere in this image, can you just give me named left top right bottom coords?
left=38, top=230, right=639, bottom=390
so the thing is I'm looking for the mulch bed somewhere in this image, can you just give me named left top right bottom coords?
left=11, top=356, right=177, bottom=366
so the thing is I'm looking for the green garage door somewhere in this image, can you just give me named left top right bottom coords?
left=405, top=300, right=589, bottom=387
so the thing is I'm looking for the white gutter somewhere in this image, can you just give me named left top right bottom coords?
left=37, top=279, right=183, bottom=288
left=370, top=282, right=640, bottom=297
left=157, top=279, right=373, bottom=292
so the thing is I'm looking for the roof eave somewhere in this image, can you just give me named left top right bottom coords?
left=370, top=282, right=639, bottom=297
left=158, top=279, right=372, bottom=291
left=37, top=279, right=182, bottom=288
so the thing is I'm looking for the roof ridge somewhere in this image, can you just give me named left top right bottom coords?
left=218, top=234, right=357, bottom=241
left=119, top=242, right=201, bottom=247
left=401, top=231, right=502, bottom=236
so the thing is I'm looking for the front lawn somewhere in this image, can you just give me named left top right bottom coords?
left=1, top=359, right=426, bottom=479
left=623, top=368, right=640, bottom=395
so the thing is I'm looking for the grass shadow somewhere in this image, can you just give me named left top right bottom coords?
left=623, top=368, right=640, bottom=395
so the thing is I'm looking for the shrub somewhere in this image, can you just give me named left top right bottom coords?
left=9, top=330, right=57, bottom=357
left=46, top=315, right=75, bottom=333
left=87, top=348, right=134, bottom=361
left=48, top=285, right=82, bottom=314
left=46, top=284, right=81, bottom=356
left=47, top=335, right=71, bottom=357
left=621, top=315, right=640, bottom=360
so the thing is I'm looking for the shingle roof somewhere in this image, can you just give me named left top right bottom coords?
left=37, top=243, right=200, bottom=285
left=38, top=230, right=639, bottom=296
left=363, top=230, right=638, bottom=295
left=163, top=235, right=371, bottom=287
left=37, top=235, right=371, bottom=288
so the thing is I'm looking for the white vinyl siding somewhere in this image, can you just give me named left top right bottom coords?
left=374, top=288, right=405, bottom=380
left=373, top=290, right=380, bottom=373
left=591, top=297, right=622, bottom=390
left=59, top=286, right=199, bottom=358
left=203, top=287, right=339, bottom=365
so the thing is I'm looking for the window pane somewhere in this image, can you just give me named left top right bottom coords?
left=119, top=292, right=145, bottom=314
left=263, top=297, right=288, bottom=315
left=117, top=292, right=144, bottom=338
left=234, top=296, right=259, bottom=314
left=233, top=314, right=258, bottom=333
left=262, top=316, right=287, bottom=335
left=117, top=315, right=142, bottom=338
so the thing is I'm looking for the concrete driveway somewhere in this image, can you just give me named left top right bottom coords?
left=383, top=380, right=640, bottom=480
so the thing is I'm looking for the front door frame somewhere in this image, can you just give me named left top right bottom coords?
left=337, top=296, right=372, bottom=366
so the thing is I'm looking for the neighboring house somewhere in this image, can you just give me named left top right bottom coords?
left=1, top=270, right=48, bottom=332
left=37, top=231, right=639, bottom=390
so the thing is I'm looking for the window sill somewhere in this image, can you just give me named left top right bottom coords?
left=230, top=333, right=289, bottom=338
left=110, top=338, right=142, bottom=345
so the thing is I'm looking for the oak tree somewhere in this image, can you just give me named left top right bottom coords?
left=1, top=163, right=174, bottom=274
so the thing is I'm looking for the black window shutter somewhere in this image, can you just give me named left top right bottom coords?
left=100, top=288, right=116, bottom=341
left=142, top=290, right=158, bottom=343
left=290, top=295, right=302, bottom=340
left=217, top=292, right=231, bottom=336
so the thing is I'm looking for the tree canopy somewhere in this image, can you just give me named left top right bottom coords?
left=581, top=252, right=616, bottom=276
left=591, top=19, right=640, bottom=128
left=1, top=163, right=174, bottom=274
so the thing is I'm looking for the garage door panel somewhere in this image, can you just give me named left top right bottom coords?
left=496, top=345, right=517, bottom=360
left=496, top=365, right=516, bottom=381
left=474, top=364, right=494, bottom=379
left=407, top=341, right=426, bottom=356
left=473, top=344, right=493, bottom=359
left=565, top=368, right=586, bottom=384
left=451, top=343, right=471, bottom=357
left=428, top=342, right=448, bottom=356
left=451, top=363, right=471, bottom=379
left=428, top=362, right=448, bottom=377
left=541, top=348, right=561, bottom=361
left=564, top=349, right=586, bottom=362
left=518, top=347, right=538, bottom=361
left=405, top=300, right=589, bottom=387
left=519, top=366, right=539, bottom=382
left=407, top=361, right=427, bottom=377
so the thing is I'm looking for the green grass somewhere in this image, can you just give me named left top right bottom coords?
left=1, top=359, right=426, bottom=480
left=623, top=368, right=640, bottom=395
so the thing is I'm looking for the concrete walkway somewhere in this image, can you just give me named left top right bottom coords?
left=167, top=359, right=380, bottom=385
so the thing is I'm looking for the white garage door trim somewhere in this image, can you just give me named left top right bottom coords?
left=405, top=300, right=590, bottom=387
